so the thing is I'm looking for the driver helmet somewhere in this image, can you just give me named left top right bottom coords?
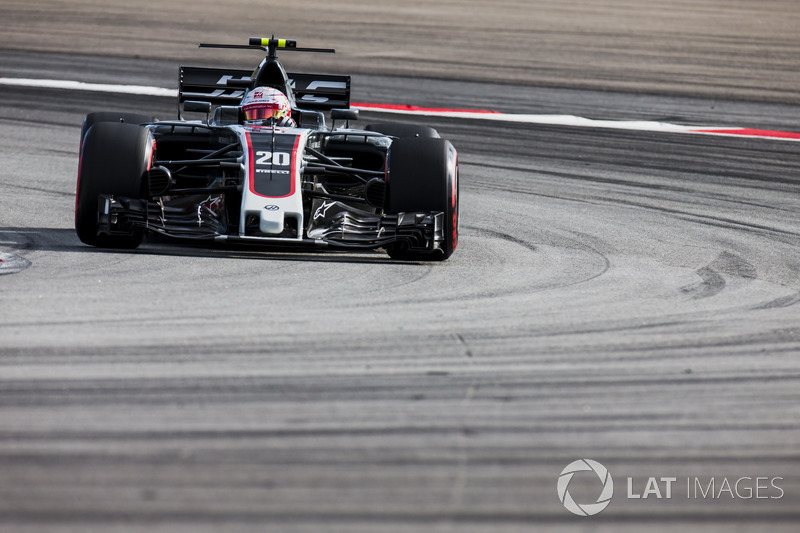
left=241, top=86, right=293, bottom=125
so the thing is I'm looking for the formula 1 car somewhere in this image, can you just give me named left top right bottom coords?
left=75, top=37, right=459, bottom=260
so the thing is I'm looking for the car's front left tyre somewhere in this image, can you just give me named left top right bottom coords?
left=384, top=137, right=459, bottom=260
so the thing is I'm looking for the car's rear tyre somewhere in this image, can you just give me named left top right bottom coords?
left=365, top=123, right=439, bottom=139
left=385, top=137, right=458, bottom=261
left=75, top=122, right=153, bottom=248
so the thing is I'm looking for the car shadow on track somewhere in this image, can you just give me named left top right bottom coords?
left=0, top=227, right=424, bottom=265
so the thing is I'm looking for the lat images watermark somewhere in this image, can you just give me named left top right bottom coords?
left=557, top=459, right=614, bottom=516
left=557, top=460, right=786, bottom=517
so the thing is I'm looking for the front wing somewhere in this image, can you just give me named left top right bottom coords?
left=97, top=195, right=447, bottom=253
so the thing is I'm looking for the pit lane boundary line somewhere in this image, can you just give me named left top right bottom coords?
left=3, top=77, right=799, bottom=142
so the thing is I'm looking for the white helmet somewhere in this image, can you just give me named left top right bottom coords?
left=241, top=86, right=292, bottom=124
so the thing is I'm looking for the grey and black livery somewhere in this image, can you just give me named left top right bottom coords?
left=75, top=37, right=459, bottom=260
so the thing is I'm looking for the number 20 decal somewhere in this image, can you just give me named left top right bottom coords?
left=255, top=151, right=291, bottom=166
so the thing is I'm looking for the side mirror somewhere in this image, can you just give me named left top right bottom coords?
left=331, top=108, right=359, bottom=121
left=331, top=108, right=359, bottom=129
left=182, top=100, right=212, bottom=123
left=183, top=100, right=212, bottom=114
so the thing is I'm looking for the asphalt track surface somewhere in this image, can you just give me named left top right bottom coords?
left=2, top=2, right=800, bottom=532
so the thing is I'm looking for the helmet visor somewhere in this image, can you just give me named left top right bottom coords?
left=243, top=103, right=284, bottom=122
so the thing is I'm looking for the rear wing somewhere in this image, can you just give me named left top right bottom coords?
left=179, top=66, right=351, bottom=111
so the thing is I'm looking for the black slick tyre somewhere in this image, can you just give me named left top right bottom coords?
left=80, top=112, right=154, bottom=147
left=385, top=137, right=458, bottom=260
left=75, top=122, right=153, bottom=248
left=365, top=123, right=439, bottom=139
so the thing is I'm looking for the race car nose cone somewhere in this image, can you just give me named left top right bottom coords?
left=260, top=206, right=285, bottom=234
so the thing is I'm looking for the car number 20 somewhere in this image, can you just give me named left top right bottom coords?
left=255, top=151, right=291, bottom=166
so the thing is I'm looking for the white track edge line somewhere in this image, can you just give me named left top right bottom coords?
left=0, top=77, right=176, bottom=97
left=2, top=77, right=798, bottom=141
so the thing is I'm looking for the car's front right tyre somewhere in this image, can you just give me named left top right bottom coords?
left=75, top=121, right=153, bottom=248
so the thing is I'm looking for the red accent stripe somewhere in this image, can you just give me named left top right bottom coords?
left=148, top=138, right=156, bottom=170
left=691, top=128, right=800, bottom=140
left=75, top=140, right=84, bottom=225
left=246, top=131, right=255, bottom=195
left=287, top=135, right=300, bottom=197
left=352, top=102, right=501, bottom=115
left=451, top=152, right=458, bottom=251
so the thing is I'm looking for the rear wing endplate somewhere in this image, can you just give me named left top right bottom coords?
left=179, top=66, right=351, bottom=111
